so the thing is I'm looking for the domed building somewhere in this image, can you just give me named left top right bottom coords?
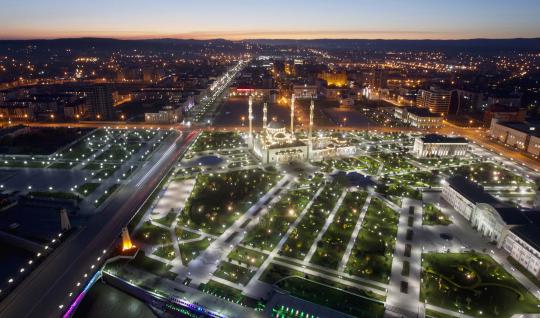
left=247, top=95, right=356, bottom=164
left=253, top=118, right=309, bottom=163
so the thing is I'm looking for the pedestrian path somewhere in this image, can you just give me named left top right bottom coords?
left=386, top=198, right=424, bottom=317
left=244, top=185, right=326, bottom=299
left=304, top=189, right=348, bottom=263
left=338, top=191, right=373, bottom=272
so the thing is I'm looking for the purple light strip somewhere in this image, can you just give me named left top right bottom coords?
left=62, top=291, right=86, bottom=318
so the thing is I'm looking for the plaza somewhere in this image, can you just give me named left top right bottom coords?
left=99, top=128, right=540, bottom=318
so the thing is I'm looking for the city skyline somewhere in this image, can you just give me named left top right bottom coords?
left=1, top=0, right=540, bottom=40
left=1, top=2, right=540, bottom=318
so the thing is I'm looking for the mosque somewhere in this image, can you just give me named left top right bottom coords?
left=248, top=95, right=355, bottom=164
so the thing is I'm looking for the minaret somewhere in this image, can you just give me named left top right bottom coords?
left=248, top=95, right=253, bottom=146
left=121, top=227, right=135, bottom=251
left=290, top=94, right=295, bottom=135
left=60, top=208, right=71, bottom=231
left=309, top=99, right=315, bottom=154
left=263, top=101, right=268, bottom=131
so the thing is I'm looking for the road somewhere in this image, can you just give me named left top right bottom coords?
left=0, top=129, right=197, bottom=318
left=11, top=121, right=531, bottom=171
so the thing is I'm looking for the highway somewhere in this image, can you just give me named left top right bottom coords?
left=0, top=129, right=198, bottom=318
left=8, top=117, right=540, bottom=171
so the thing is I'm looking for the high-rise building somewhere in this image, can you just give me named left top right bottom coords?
left=416, top=88, right=451, bottom=114
left=88, top=84, right=115, bottom=120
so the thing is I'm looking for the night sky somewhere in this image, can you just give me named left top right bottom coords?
left=1, top=0, right=539, bottom=40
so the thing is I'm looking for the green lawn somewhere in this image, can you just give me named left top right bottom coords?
left=190, top=132, right=246, bottom=152
left=345, top=198, right=399, bottom=283
left=153, top=212, right=177, bottom=228
left=377, top=177, right=422, bottom=200
left=311, top=191, right=368, bottom=269
left=444, top=162, right=532, bottom=187
left=423, top=203, right=452, bottom=226
left=94, top=184, right=119, bottom=206
left=260, top=263, right=384, bottom=316
left=416, top=157, right=477, bottom=169
left=153, top=244, right=176, bottom=260
left=213, top=261, right=256, bottom=285
left=83, top=162, right=104, bottom=170
left=280, top=182, right=345, bottom=259
left=276, top=276, right=385, bottom=318
left=0, top=159, right=46, bottom=168
left=48, top=161, right=76, bottom=169
left=321, top=156, right=381, bottom=175
left=242, top=187, right=316, bottom=251
left=94, top=166, right=120, bottom=179
left=376, top=152, right=418, bottom=174
left=178, top=169, right=278, bottom=235
left=178, top=238, right=213, bottom=265
left=392, top=171, right=442, bottom=188
left=77, top=182, right=100, bottom=197
left=227, top=246, right=268, bottom=268
left=133, top=221, right=173, bottom=246
left=421, top=252, right=540, bottom=317
left=174, top=227, right=201, bottom=241
left=199, top=280, right=259, bottom=308
left=61, top=141, right=96, bottom=160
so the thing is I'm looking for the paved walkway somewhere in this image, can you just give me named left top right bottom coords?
left=244, top=185, right=326, bottom=299
left=425, top=304, right=474, bottom=318
left=177, top=175, right=293, bottom=286
left=133, top=178, right=195, bottom=233
left=271, top=258, right=386, bottom=297
left=386, top=197, right=424, bottom=317
left=304, top=188, right=348, bottom=263
left=338, top=191, right=373, bottom=272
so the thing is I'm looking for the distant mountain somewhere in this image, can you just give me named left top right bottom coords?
left=1, top=37, right=539, bottom=55
left=246, top=38, right=540, bottom=53
left=0, top=38, right=241, bottom=56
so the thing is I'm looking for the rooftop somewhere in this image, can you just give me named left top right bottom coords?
left=406, top=107, right=439, bottom=117
left=446, top=175, right=533, bottom=225
left=497, top=121, right=540, bottom=138
left=494, top=207, right=530, bottom=225
left=511, top=223, right=540, bottom=252
left=486, top=103, right=525, bottom=113
left=420, top=134, right=468, bottom=144
left=446, top=175, right=499, bottom=205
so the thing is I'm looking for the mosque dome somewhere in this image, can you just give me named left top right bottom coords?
left=267, top=121, right=285, bottom=130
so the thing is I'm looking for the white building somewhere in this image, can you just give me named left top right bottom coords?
left=412, top=134, right=468, bottom=158
left=394, top=107, right=443, bottom=129
left=489, top=119, right=540, bottom=157
left=253, top=120, right=309, bottom=164
left=443, top=176, right=540, bottom=279
left=250, top=96, right=355, bottom=164
left=144, top=106, right=180, bottom=124
left=503, top=225, right=540, bottom=278
left=292, top=84, right=318, bottom=99
left=442, top=176, right=530, bottom=245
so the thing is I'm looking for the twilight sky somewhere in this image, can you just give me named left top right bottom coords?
left=1, top=0, right=539, bottom=40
